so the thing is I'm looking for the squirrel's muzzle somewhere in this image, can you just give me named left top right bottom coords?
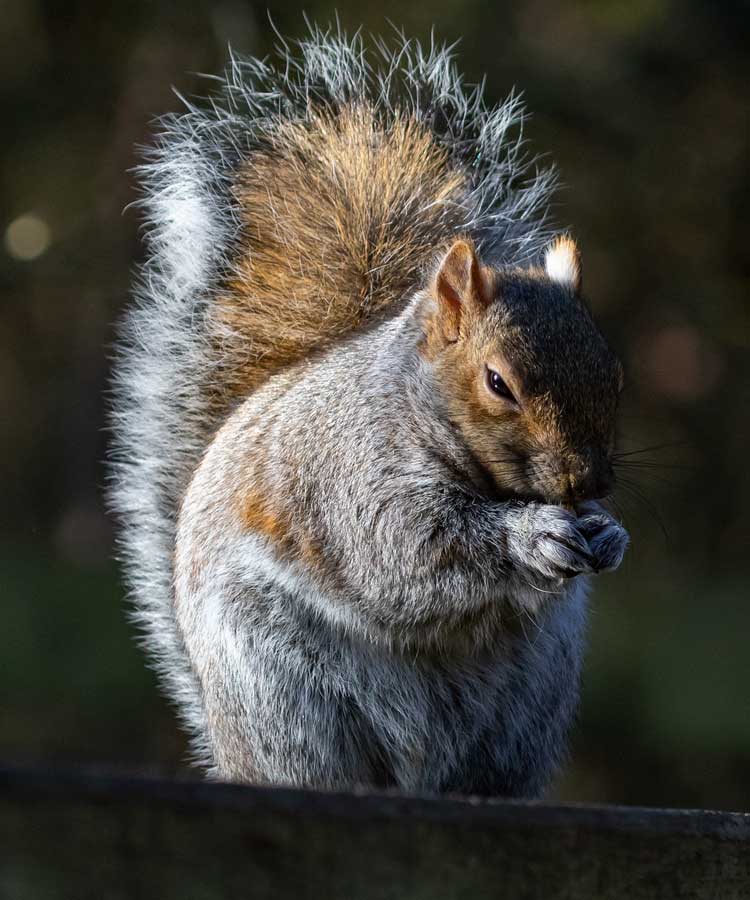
left=530, top=447, right=615, bottom=504
left=565, top=449, right=615, bottom=502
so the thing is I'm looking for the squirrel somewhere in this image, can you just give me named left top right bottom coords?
left=111, top=28, right=629, bottom=797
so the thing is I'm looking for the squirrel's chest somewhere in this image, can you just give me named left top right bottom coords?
left=354, top=590, right=587, bottom=792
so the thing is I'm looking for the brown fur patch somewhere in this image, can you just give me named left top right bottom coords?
left=210, top=103, right=468, bottom=405
left=237, top=481, right=346, bottom=592
left=238, top=487, right=296, bottom=559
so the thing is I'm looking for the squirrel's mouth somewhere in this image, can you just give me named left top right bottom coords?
left=467, top=449, right=615, bottom=510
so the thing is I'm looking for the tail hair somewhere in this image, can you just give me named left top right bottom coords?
left=110, top=25, right=558, bottom=762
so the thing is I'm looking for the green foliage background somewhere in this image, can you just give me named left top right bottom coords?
left=2, top=0, right=748, bottom=808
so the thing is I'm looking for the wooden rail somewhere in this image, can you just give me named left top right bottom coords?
left=2, top=766, right=749, bottom=899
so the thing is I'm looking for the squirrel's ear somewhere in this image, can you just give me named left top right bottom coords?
left=544, top=236, right=582, bottom=294
left=434, top=240, right=492, bottom=341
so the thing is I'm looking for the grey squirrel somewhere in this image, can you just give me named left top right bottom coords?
left=111, top=28, right=629, bottom=796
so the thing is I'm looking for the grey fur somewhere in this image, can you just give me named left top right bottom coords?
left=174, top=306, right=603, bottom=792
left=110, top=26, right=627, bottom=791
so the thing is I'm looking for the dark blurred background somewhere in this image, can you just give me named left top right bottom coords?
left=2, top=0, right=748, bottom=810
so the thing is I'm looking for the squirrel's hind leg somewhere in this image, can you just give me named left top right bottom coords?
left=188, top=586, right=396, bottom=790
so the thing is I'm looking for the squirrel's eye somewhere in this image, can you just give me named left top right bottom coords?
left=486, top=367, right=517, bottom=404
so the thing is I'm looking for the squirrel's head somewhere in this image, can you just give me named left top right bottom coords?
left=421, top=237, right=623, bottom=505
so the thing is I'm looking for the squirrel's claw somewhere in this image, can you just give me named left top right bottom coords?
left=510, top=504, right=596, bottom=582
left=576, top=507, right=630, bottom=573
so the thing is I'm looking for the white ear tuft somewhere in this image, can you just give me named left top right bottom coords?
left=544, top=236, right=581, bottom=293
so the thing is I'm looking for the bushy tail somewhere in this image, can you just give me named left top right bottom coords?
left=110, top=26, right=557, bottom=760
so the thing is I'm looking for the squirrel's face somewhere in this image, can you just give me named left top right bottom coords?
left=423, top=238, right=624, bottom=505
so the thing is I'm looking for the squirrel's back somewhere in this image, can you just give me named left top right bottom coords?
left=110, top=27, right=557, bottom=760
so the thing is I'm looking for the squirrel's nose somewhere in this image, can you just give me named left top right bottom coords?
left=568, top=459, right=614, bottom=501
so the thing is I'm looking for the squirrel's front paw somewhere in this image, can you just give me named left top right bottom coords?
left=509, top=505, right=594, bottom=582
left=576, top=503, right=629, bottom=573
